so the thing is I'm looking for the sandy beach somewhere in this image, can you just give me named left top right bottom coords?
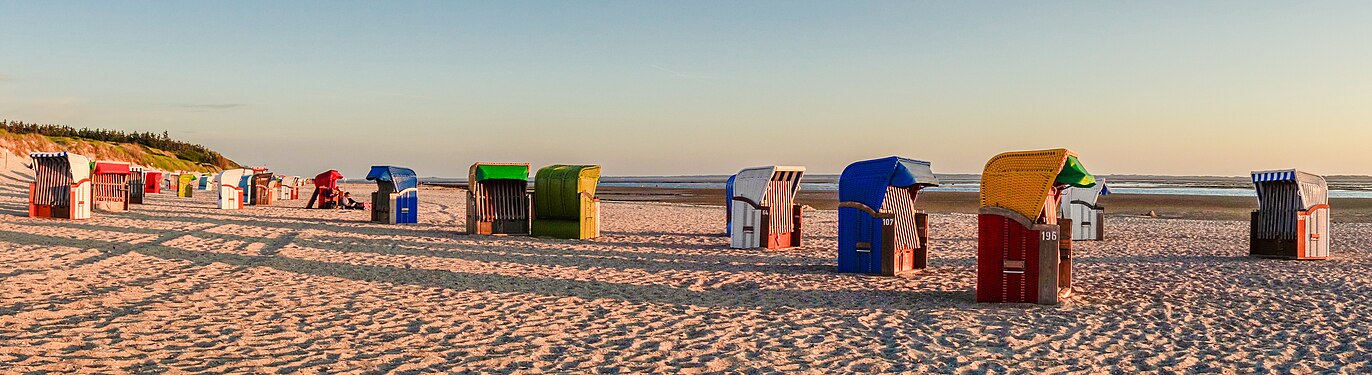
left=1, top=163, right=1370, bottom=373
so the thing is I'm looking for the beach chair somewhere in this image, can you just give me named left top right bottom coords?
left=166, top=173, right=179, bottom=194
left=217, top=169, right=248, bottom=209
left=467, top=163, right=531, bottom=235
left=27, top=152, right=93, bottom=220
left=977, top=149, right=1095, bottom=305
left=1250, top=170, right=1330, bottom=260
left=367, top=166, right=419, bottom=224
left=249, top=173, right=275, bottom=206
left=836, top=157, right=940, bottom=275
left=307, top=170, right=344, bottom=209
left=724, top=174, right=736, bottom=236
left=144, top=171, right=163, bottom=194
left=531, top=165, right=602, bottom=239
left=178, top=174, right=197, bottom=198
left=198, top=175, right=211, bottom=190
left=129, top=167, right=146, bottom=205
left=729, top=166, right=805, bottom=249
left=92, top=161, right=133, bottom=212
left=1059, top=181, right=1109, bottom=241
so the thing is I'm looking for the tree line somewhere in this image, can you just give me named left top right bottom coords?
left=1, top=120, right=239, bottom=169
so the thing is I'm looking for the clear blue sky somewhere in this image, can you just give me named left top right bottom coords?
left=2, top=1, right=1370, bottom=178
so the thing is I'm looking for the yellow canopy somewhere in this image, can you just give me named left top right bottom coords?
left=980, top=148, right=1080, bottom=220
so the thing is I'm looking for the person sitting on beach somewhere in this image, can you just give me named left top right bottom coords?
left=342, top=192, right=366, bottom=210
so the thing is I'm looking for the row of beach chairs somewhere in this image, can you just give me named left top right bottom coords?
left=26, top=150, right=1334, bottom=305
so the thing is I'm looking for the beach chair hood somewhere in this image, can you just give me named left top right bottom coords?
left=980, top=148, right=1096, bottom=221
left=534, top=165, right=601, bottom=219
left=367, top=166, right=419, bottom=192
left=93, top=161, right=132, bottom=175
left=314, top=170, right=343, bottom=188
left=1063, top=180, right=1109, bottom=207
left=30, top=152, right=92, bottom=182
left=1252, top=169, right=1328, bottom=210
left=471, top=163, right=530, bottom=182
left=732, top=166, right=806, bottom=207
left=839, top=157, right=939, bottom=212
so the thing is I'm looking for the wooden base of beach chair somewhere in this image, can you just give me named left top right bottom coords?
left=1250, top=209, right=1330, bottom=260
left=976, top=209, right=1072, bottom=305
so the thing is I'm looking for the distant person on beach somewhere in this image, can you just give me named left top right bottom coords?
left=342, top=192, right=365, bottom=210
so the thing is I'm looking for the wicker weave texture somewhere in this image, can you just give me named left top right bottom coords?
left=980, top=148, right=1074, bottom=220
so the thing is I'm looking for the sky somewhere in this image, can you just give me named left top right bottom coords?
left=1, top=1, right=1370, bottom=178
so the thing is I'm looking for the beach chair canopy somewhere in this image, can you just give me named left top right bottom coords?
left=31, top=152, right=92, bottom=182
left=980, top=148, right=1096, bottom=220
left=1063, top=180, right=1109, bottom=207
left=366, top=166, right=418, bottom=192
left=1252, top=170, right=1328, bottom=210
left=314, top=170, right=343, bottom=189
left=218, top=169, right=247, bottom=185
left=93, top=161, right=132, bottom=175
left=471, top=163, right=529, bottom=182
left=732, top=166, right=805, bottom=208
left=534, top=165, right=600, bottom=219
left=839, top=157, right=939, bottom=212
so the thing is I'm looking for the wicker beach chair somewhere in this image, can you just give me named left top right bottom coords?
left=724, top=174, right=736, bottom=236
left=729, top=166, right=805, bottom=249
left=27, top=152, right=93, bottom=220
left=249, top=173, right=275, bottom=206
left=217, top=169, right=249, bottom=209
left=467, top=163, right=532, bottom=235
left=129, top=167, right=146, bottom=205
left=144, top=171, right=163, bottom=194
left=367, top=166, right=419, bottom=224
left=307, top=170, right=343, bottom=209
left=92, top=161, right=133, bottom=212
left=178, top=174, right=197, bottom=198
left=1059, top=181, right=1109, bottom=241
left=1250, top=170, right=1330, bottom=260
left=977, top=148, right=1095, bottom=305
left=531, top=165, right=602, bottom=240
left=836, top=157, right=940, bottom=275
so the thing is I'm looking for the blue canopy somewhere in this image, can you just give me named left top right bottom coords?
left=366, top=166, right=419, bottom=192
left=838, top=156, right=939, bottom=211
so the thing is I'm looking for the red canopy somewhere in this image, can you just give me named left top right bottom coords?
left=93, top=162, right=132, bottom=175
left=314, top=170, right=343, bottom=189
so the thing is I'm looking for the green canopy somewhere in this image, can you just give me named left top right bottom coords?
left=474, top=164, right=529, bottom=182
left=1055, top=155, right=1097, bottom=188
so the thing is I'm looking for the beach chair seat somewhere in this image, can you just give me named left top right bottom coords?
left=729, top=166, right=804, bottom=250
left=367, top=166, right=419, bottom=224
left=28, top=152, right=93, bottom=220
left=92, top=161, right=133, bottom=212
left=467, top=163, right=532, bottom=235
left=1250, top=170, right=1330, bottom=260
left=217, top=169, right=249, bottom=209
left=976, top=149, right=1095, bottom=305
left=531, top=165, right=601, bottom=239
left=1060, top=182, right=1109, bottom=241
left=129, top=167, right=146, bottom=205
left=837, top=157, right=939, bottom=275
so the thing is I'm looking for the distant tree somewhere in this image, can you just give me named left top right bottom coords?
left=1, top=119, right=241, bottom=169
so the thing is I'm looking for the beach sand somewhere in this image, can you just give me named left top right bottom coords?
left=1, top=165, right=1370, bottom=372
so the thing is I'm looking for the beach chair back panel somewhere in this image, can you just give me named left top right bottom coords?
left=1256, top=181, right=1301, bottom=240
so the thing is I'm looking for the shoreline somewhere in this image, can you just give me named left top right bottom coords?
left=430, top=184, right=1372, bottom=223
